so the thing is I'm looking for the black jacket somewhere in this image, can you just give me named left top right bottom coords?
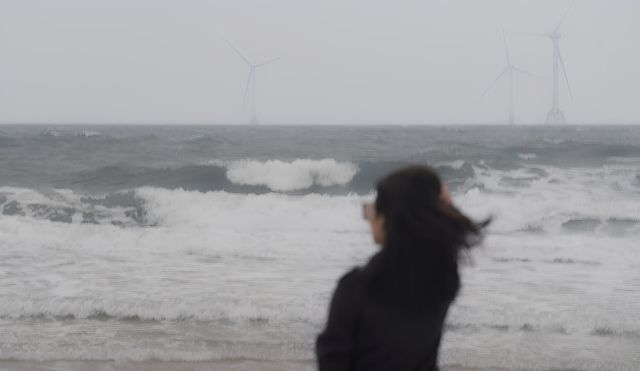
left=316, top=268, right=450, bottom=371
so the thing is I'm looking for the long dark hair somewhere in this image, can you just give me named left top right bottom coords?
left=364, top=166, right=489, bottom=307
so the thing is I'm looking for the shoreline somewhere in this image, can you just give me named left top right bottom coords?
left=0, top=360, right=311, bottom=371
left=0, top=360, right=524, bottom=371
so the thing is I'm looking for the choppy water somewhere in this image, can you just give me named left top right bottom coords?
left=1, top=125, right=639, bottom=370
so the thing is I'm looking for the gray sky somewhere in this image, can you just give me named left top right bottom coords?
left=0, top=0, right=638, bottom=125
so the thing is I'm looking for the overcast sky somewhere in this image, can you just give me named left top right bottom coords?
left=0, top=0, right=638, bottom=125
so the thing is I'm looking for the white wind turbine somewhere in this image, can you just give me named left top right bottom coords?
left=544, top=0, right=576, bottom=125
left=225, top=39, right=285, bottom=125
left=483, top=29, right=539, bottom=125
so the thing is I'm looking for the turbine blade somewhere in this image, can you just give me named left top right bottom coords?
left=555, top=0, right=577, bottom=33
left=242, top=70, right=253, bottom=107
left=255, top=54, right=286, bottom=68
left=224, top=38, right=251, bottom=66
left=482, top=68, right=510, bottom=98
left=557, top=47, right=574, bottom=100
left=514, top=67, right=542, bottom=79
left=502, top=28, right=511, bottom=65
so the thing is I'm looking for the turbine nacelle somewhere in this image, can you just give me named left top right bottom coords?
left=547, top=32, right=561, bottom=41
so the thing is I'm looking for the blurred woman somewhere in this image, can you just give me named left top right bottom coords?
left=316, top=166, right=488, bottom=371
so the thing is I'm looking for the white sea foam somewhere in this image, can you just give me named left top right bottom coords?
left=0, top=187, right=138, bottom=226
left=1, top=167, right=640, bottom=366
left=458, top=165, right=640, bottom=235
left=75, top=130, right=102, bottom=138
left=0, top=187, right=373, bottom=324
left=203, top=158, right=359, bottom=191
left=518, top=153, right=537, bottom=160
left=436, top=160, right=466, bottom=169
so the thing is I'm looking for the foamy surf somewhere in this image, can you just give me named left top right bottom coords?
left=1, top=183, right=639, bottom=368
left=202, top=158, right=359, bottom=191
left=1, top=125, right=640, bottom=369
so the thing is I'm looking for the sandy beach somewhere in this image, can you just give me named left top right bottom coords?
left=0, top=361, right=514, bottom=371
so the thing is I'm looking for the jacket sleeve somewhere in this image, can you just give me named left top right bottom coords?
left=316, top=269, right=362, bottom=371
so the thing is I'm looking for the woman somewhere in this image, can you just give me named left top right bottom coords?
left=316, top=166, right=488, bottom=371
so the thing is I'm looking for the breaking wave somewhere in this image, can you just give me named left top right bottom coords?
left=216, top=158, right=359, bottom=192
left=0, top=187, right=147, bottom=226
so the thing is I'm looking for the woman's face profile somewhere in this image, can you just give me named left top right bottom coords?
left=362, top=202, right=385, bottom=246
left=440, top=185, right=452, bottom=206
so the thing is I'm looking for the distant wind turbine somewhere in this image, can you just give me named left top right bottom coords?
left=225, top=39, right=285, bottom=125
left=544, top=0, right=576, bottom=125
left=483, top=29, right=539, bottom=125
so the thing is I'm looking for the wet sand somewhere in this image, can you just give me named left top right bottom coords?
left=0, top=361, right=510, bottom=371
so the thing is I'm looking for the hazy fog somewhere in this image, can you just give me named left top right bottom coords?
left=0, top=0, right=638, bottom=125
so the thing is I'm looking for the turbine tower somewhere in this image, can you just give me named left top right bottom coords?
left=545, top=0, right=575, bottom=125
left=225, top=39, right=285, bottom=125
left=483, top=29, right=538, bottom=125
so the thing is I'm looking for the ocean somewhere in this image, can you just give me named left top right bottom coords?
left=0, top=124, right=639, bottom=370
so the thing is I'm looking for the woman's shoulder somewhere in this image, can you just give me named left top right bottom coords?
left=335, top=267, right=367, bottom=297
left=338, top=267, right=364, bottom=284
left=328, top=267, right=367, bottom=315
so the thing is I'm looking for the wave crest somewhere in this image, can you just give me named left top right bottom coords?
left=223, top=159, right=359, bottom=192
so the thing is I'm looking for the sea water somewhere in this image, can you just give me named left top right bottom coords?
left=0, top=125, right=639, bottom=370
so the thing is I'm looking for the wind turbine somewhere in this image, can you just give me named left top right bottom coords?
left=225, top=39, right=285, bottom=125
left=544, top=0, right=575, bottom=125
left=483, top=29, right=539, bottom=125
